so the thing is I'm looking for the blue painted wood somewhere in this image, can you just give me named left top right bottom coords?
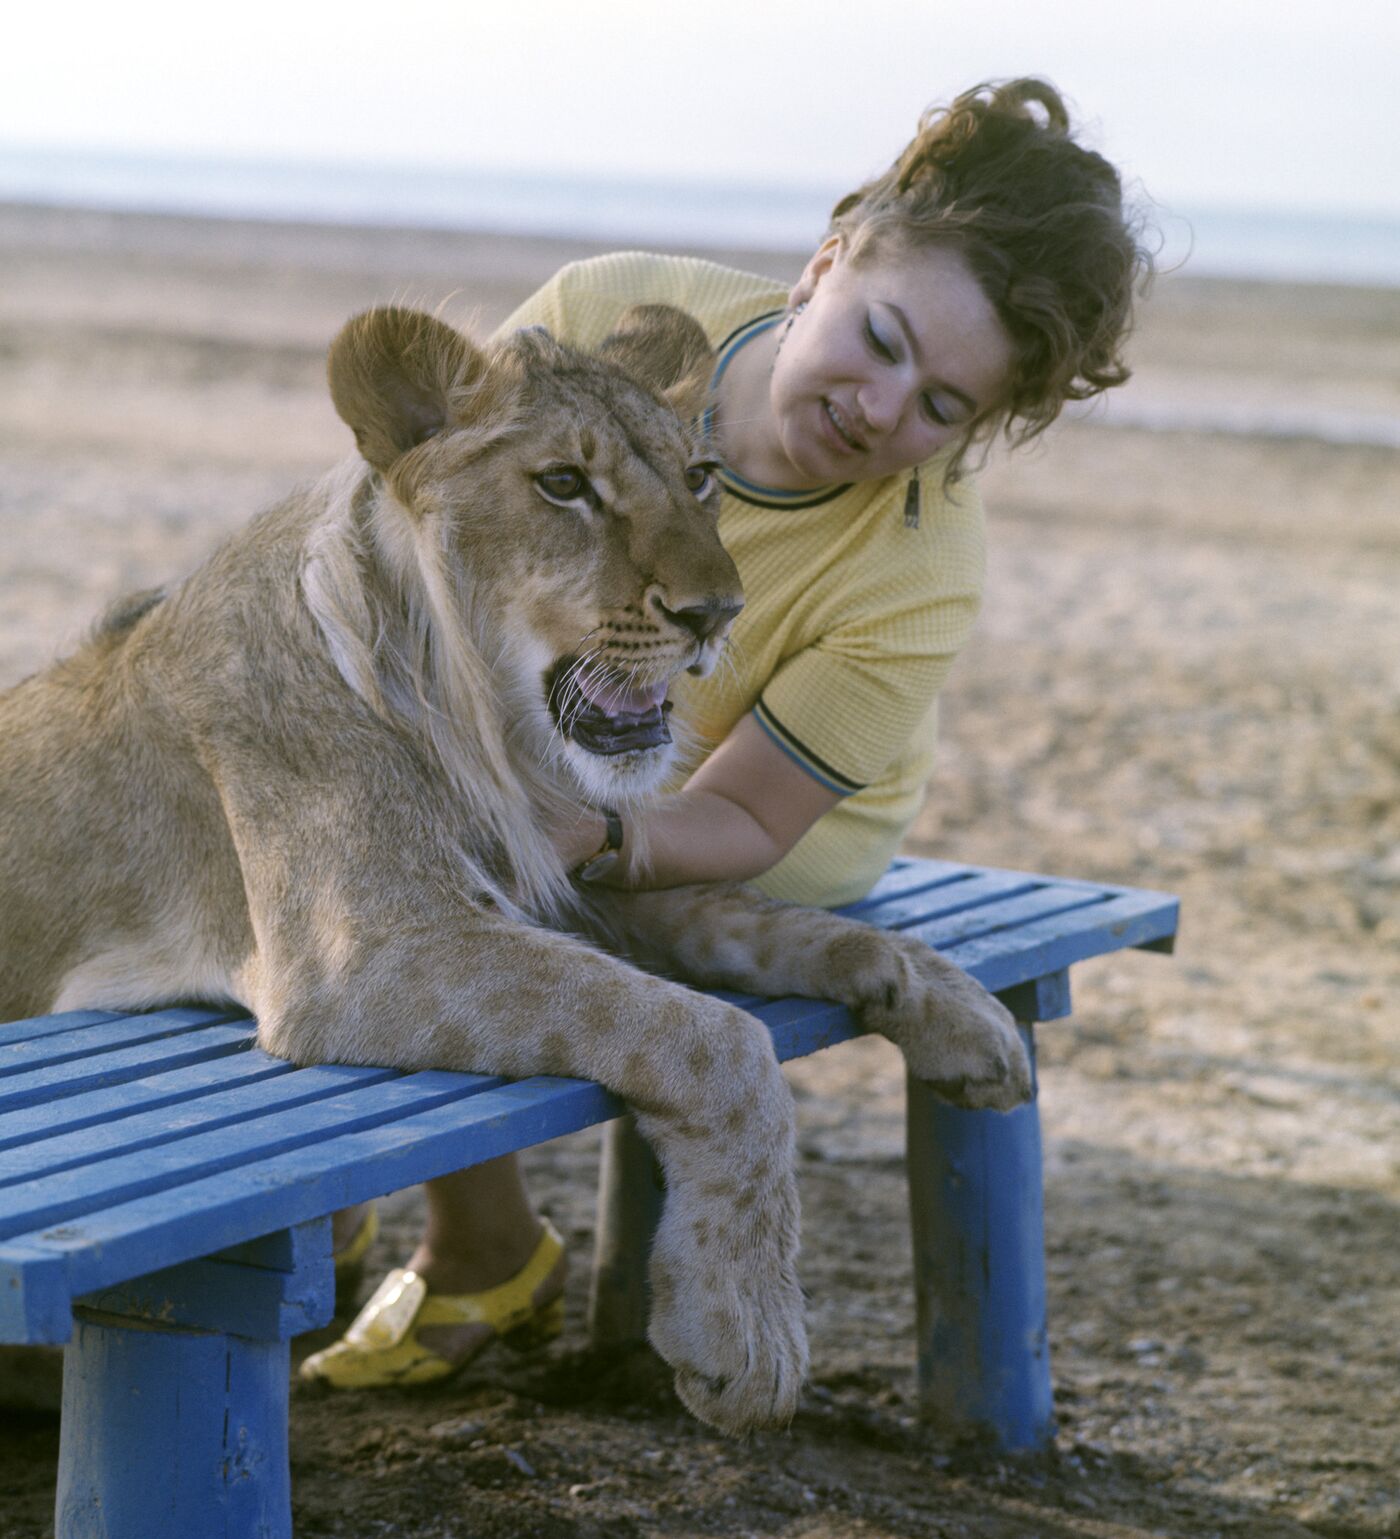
left=913, top=884, right=1106, bottom=949
left=906, top=1026, right=1054, bottom=1451
left=56, top=1311, right=293, bottom=1539
left=998, top=969, right=1073, bottom=1025
left=849, top=869, right=1048, bottom=932
left=76, top=1224, right=333, bottom=1340
left=0, top=1052, right=295, bottom=1154
left=765, top=1000, right=861, bottom=1061
left=214, top=1218, right=330, bottom=1274
left=0, top=1075, right=620, bottom=1319
left=0, top=1009, right=126, bottom=1046
left=890, top=854, right=1146, bottom=900
left=589, top=1115, right=665, bottom=1347
left=0, top=1062, right=401, bottom=1185
left=0, top=1069, right=510, bottom=1240
left=0, top=1006, right=239, bottom=1076
left=0, top=1022, right=257, bottom=1115
left=0, top=935, right=1165, bottom=1333
left=946, top=887, right=1180, bottom=995
left=840, top=856, right=978, bottom=912
left=0, top=1241, right=73, bottom=1342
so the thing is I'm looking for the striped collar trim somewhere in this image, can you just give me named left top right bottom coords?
left=706, top=311, right=850, bottom=511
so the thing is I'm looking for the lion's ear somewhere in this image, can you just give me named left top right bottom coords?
left=327, top=307, right=491, bottom=473
left=596, top=304, right=715, bottom=424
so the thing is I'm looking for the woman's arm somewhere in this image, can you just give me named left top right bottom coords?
left=561, top=714, right=841, bottom=888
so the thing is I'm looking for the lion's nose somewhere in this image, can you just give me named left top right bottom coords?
left=655, top=597, right=743, bottom=643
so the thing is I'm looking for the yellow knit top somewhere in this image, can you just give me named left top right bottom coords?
left=494, top=252, right=985, bottom=907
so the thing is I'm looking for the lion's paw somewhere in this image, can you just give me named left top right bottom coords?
left=863, top=943, right=1033, bottom=1112
left=646, top=1201, right=808, bottom=1435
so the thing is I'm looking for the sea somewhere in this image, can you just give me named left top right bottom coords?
left=3, top=144, right=1400, bottom=289
left=4, top=145, right=1398, bottom=451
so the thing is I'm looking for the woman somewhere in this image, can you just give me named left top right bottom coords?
left=302, top=76, right=1151, bottom=1386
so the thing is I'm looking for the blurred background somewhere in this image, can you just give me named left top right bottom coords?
left=2, top=5, right=1398, bottom=1537
left=4, top=0, right=1400, bottom=282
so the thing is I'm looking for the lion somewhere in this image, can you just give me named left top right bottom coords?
left=0, top=301, right=1032, bottom=1434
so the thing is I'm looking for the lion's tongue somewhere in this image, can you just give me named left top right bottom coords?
left=570, top=671, right=671, bottom=755
left=576, top=673, right=668, bottom=720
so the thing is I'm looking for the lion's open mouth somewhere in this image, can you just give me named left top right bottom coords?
left=547, top=658, right=674, bottom=756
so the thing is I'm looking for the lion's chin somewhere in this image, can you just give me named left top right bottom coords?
left=560, top=735, right=676, bottom=806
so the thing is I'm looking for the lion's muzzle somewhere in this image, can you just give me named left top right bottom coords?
left=547, top=660, right=675, bottom=756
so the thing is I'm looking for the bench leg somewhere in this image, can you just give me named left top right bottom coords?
left=906, top=1023, right=1054, bottom=1451
left=55, top=1311, right=292, bottom=1539
left=51, top=1223, right=332, bottom=1539
left=588, top=1113, right=664, bottom=1348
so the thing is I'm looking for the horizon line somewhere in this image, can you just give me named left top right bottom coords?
left=1, top=139, right=1398, bottom=230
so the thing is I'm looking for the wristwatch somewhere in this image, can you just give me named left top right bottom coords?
left=574, top=808, right=625, bottom=883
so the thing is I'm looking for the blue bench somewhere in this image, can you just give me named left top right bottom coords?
left=0, top=856, right=1177, bottom=1539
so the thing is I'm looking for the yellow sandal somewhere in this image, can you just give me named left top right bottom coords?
left=332, top=1205, right=380, bottom=1314
left=300, top=1219, right=565, bottom=1389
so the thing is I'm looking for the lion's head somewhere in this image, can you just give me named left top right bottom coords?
left=307, top=302, right=741, bottom=859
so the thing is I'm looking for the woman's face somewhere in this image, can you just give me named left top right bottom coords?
left=767, top=236, right=1015, bottom=488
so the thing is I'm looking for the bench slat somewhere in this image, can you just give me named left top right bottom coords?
left=846, top=869, right=1046, bottom=931
left=0, top=1075, right=619, bottom=1312
left=0, top=1009, right=127, bottom=1046
left=945, top=888, right=1181, bottom=993
left=0, top=1006, right=238, bottom=1077
left=0, top=1023, right=258, bottom=1114
left=912, top=884, right=1109, bottom=949
left=0, top=1062, right=404, bottom=1186
left=890, top=855, right=1140, bottom=899
left=0, top=1069, right=511, bottom=1241
left=723, top=887, right=1175, bottom=1059
left=0, top=1050, right=293, bottom=1154
left=839, top=859, right=981, bottom=913
left=2, top=997, right=867, bottom=1311
left=752, top=996, right=858, bottom=1059
left=718, top=870, right=1065, bottom=1011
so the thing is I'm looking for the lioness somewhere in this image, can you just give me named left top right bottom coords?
left=0, top=302, right=1031, bottom=1434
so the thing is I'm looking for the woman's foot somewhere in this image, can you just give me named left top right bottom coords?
left=402, top=1215, right=565, bottom=1365
left=299, top=1218, right=567, bottom=1388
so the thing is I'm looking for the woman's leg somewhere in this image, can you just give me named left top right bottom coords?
left=313, top=1157, right=566, bottom=1377
left=404, top=1155, right=566, bottom=1362
left=411, top=1155, right=552, bottom=1291
left=333, top=1157, right=547, bottom=1283
left=331, top=1203, right=373, bottom=1250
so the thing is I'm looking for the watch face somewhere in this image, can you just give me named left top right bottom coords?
left=577, top=849, right=622, bottom=884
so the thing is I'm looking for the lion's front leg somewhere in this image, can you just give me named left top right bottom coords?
left=245, top=907, right=806, bottom=1435
left=580, top=884, right=1032, bottom=1112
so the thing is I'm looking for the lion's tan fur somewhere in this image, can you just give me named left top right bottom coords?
left=0, top=303, right=1031, bottom=1434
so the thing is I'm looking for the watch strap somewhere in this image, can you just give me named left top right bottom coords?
left=574, top=808, right=625, bottom=883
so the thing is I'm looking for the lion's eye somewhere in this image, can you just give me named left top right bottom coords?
left=535, top=467, right=592, bottom=505
left=685, top=462, right=719, bottom=498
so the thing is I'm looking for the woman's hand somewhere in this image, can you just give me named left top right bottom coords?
left=551, top=809, right=610, bottom=869
left=575, top=714, right=841, bottom=891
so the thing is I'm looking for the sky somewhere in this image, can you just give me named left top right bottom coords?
left=4, top=0, right=1398, bottom=218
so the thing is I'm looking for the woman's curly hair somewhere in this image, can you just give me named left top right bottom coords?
left=830, top=78, right=1154, bottom=473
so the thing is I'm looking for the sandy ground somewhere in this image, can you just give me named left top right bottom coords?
left=1, top=202, right=1398, bottom=1538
